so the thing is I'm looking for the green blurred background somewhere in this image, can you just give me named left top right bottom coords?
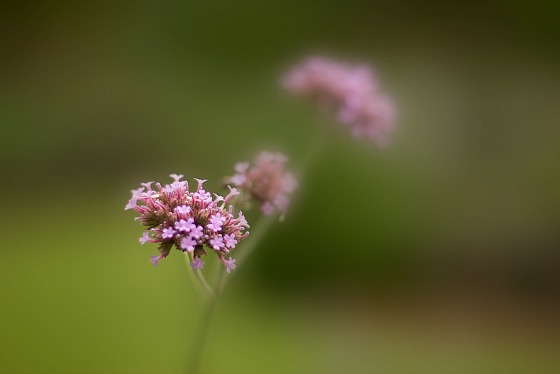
left=2, top=1, right=560, bottom=373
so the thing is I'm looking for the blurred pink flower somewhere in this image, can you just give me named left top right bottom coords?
left=125, top=174, right=249, bottom=271
left=226, top=151, right=298, bottom=218
left=189, top=257, right=204, bottom=271
left=282, top=56, right=395, bottom=146
left=221, top=257, right=237, bottom=274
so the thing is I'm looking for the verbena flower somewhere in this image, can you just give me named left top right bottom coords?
left=125, top=174, right=249, bottom=271
left=225, top=151, right=298, bottom=218
left=282, top=56, right=395, bottom=146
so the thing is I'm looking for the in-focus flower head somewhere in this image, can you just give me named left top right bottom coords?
left=225, top=151, right=298, bottom=218
left=282, top=56, right=395, bottom=147
left=125, top=174, right=250, bottom=271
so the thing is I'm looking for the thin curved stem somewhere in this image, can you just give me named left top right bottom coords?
left=186, top=216, right=276, bottom=374
left=215, top=135, right=327, bottom=295
left=186, top=132, right=326, bottom=373
left=184, top=252, right=215, bottom=298
left=186, top=295, right=219, bottom=374
left=215, top=214, right=276, bottom=294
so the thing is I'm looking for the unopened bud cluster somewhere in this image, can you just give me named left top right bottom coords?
left=226, top=151, right=298, bottom=217
left=125, top=174, right=249, bottom=272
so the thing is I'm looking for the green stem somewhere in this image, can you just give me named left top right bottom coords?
left=185, top=252, right=215, bottom=298
left=215, top=214, right=276, bottom=294
left=186, top=133, right=326, bottom=373
left=186, top=295, right=219, bottom=374
left=186, top=216, right=276, bottom=374
left=215, top=135, right=326, bottom=295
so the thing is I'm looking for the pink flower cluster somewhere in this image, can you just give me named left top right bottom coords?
left=125, top=174, right=249, bottom=272
left=282, top=56, right=395, bottom=146
left=226, top=152, right=298, bottom=217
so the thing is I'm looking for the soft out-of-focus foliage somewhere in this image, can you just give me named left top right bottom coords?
left=2, top=1, right=560, bottom=373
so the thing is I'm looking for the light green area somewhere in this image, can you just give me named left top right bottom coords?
left=1, top=193, right=559, bottom=373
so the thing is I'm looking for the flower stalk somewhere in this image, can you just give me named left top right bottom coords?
left=125, top=53, right=394, bottom=374
left=185, top=252, right=215, bottom=298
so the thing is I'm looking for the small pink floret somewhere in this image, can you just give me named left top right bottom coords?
left=180, top=236, right=197, bottom=252
left=190, top=257, right=204, bottom=271
left=162, top=227, right=176, bottom=239
left=175, top=219, right=195, bottom=233
left=230, top=174, right=246, bottom=186
left=190, top=225, right=204, bottom=239
left=223, top=234, right=238, bottom=249
left=235, top=162, right=250, bottom=173
left=150, top=255, right=164, bottom=267
left=174, top=205, right=191, bottom=215
left=210, top=236, right=225, bottom=250
left=222, top=257, right=237, bottom=273
left=238, top=212, right=250, bottom=228
left=261, top=202, right=275, bottom=216
left=139, top=232, right=151, bottom=245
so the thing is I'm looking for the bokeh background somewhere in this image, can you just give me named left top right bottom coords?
left=2, top=1, right=560, bottom=373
